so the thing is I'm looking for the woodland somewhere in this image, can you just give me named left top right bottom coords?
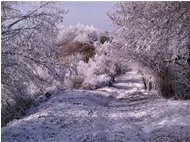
left=1, top=2, right=190, bottom=142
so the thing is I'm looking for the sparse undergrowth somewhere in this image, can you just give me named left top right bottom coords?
left=1, top=95, right=34, bottom=127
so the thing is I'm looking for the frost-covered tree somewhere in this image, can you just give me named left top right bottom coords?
left=56, top=24, right=101, bottom=45
left=108, top=2, right=190, bottom=98
left=55, top=24, right=109, bottom=67
left=1, top=1, right=67, bottom=126
left=55, top=24, right=114, bottom=89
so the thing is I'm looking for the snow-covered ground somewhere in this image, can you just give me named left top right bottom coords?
left=2, top=71, right=190, bottom=142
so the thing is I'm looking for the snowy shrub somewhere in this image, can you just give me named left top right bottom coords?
left=57, top=24, right=105, bottom=45
left=61, top=40, right=118, bottom=89
left=76, top=53, right=115, bottom=89
left=56, top=42, right=96, bottom=64
left=56, top=24, right=114, bottom=89
left=1, top=85, right=34, bottom=127
left=56, top=24, right=111, bottom=49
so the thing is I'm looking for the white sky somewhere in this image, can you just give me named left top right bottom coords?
left=61, top=2, right=116, bottom=31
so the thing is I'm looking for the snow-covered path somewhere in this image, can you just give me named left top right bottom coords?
left=2, top=71, right=190, bottom=142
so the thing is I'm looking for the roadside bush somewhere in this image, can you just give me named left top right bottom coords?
left=1, top=85, right=34, bottom=126
left=76, top=54, right=115, bottom=89
left=56, top=24, right=114, bottom=89
left=56, top=24, right=109, bottom=45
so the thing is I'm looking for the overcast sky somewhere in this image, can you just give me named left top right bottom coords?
left=61, top=2, right=116, bottom=31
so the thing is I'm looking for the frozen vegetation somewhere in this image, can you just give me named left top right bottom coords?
left=1, top=1, right=190, bottom=142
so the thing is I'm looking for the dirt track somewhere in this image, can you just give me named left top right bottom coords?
left=2, top=71, right=190, bottom=142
